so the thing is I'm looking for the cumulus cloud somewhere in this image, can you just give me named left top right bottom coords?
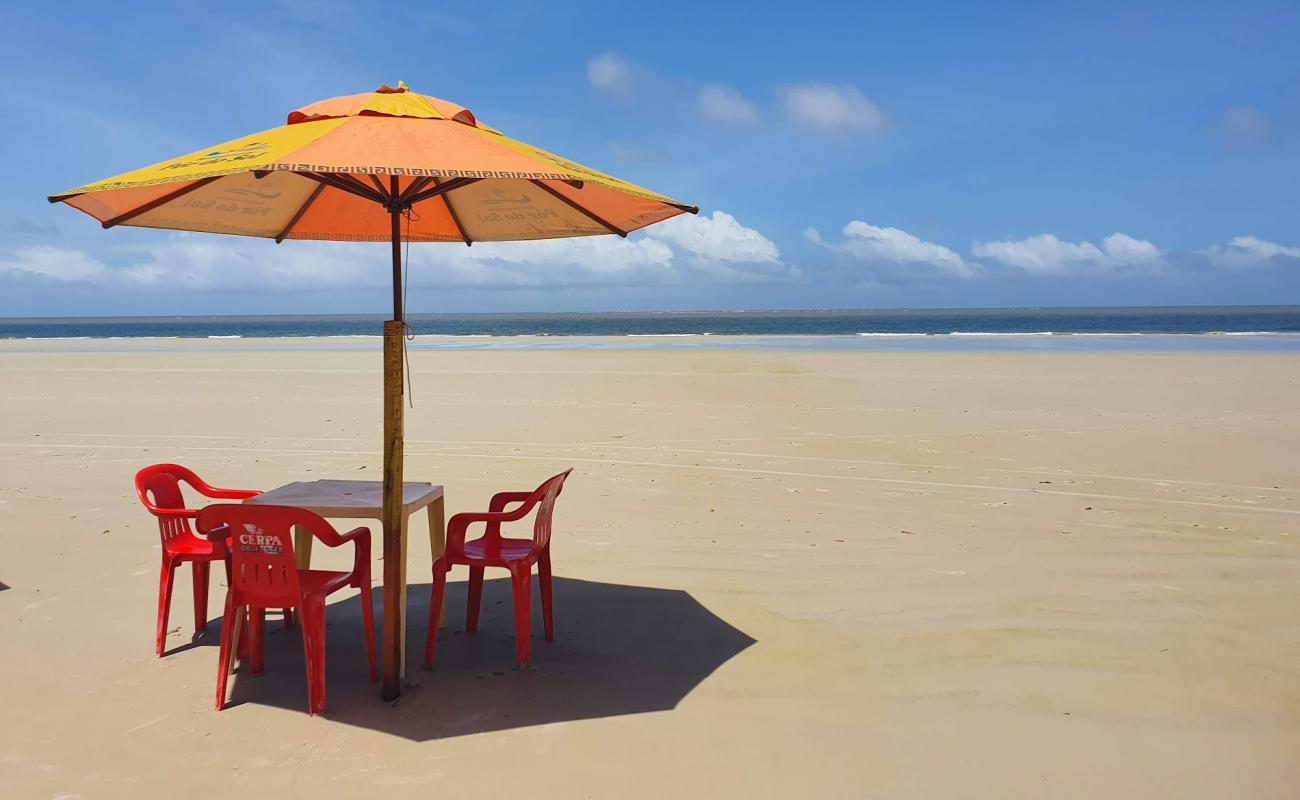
left=971, top=232, right=1162, bottom=274
left=776, top=84, right=885, bottom=133
left=651, top=211, right=779, bottom=264
left=698, top=84, right=759, bottom=126
left=807, top=221, right=974, bottom=280
left=1203, top=235, right=1300, bottom=269
left=1, top=245, right=108, bottom=282
left=0, top=211, right=791, bottom=291
left=587, top=53, right=632, bottom=92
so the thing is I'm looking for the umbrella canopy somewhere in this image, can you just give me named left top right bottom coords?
left=48, top=82, right=696, bottom=701
left=49, top=82, right=696, bottom=243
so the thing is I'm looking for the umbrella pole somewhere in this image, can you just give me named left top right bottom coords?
left=381, top=199, right=405, bottom=701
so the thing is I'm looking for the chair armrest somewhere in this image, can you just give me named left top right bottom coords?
left=336, top=526, right=370, bottom=545
left=445, top=510, right=515, bottom=551
left=335, top=526, right=371, bottom=579
left=198, top=487, right=261, bottom=501
left=489, top=491, right=534, bottom=514
left=143, top=504, right=199, bottom=520
left=203, top=523, right=232, bottom=543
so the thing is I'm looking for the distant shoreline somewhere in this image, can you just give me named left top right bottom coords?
left=1, top=306, right=1298, bottom=342
left=3, top=332, right=1299, bottom=353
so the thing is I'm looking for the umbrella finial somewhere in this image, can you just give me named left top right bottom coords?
left=376, top=81, right=408, bottom=94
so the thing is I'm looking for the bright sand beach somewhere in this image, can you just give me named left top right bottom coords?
left=1, top=340, right=1298, bottom=799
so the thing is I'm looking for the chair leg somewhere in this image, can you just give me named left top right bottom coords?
left=298, top=600, right=327, bottom=715
left=509, top=564, right=533, bottom=669
left=538, top=551, right=554, bottom=642
left=215, top=596, right=239, bottom=711
left=466, top=565, right=484, bottom=633
left=424, top=559, right=448, bottom=669
left=310, top=601, right=327, bottom=715
left=156, top=559, right=177, bottom=657
left=192, top=560, right=210, bottom=633
left=236, top=607, right=250, bottom=662
left=249, top=608, right=266, bottom=674
left=360, top=582, right=377, bottom=682
left=299, top=606, right=316, bottom=715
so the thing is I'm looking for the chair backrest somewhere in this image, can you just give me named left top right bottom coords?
left=531, top=469, right=572, bottom=553
left=135, top=463, right=201, bottom=542
left=196, top=504, right=326, bottom=608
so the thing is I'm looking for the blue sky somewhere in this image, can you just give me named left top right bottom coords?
left=1, top=0, right=1298, bottom=316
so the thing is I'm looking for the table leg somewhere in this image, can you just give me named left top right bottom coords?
left=292, top=524, right=313, bottom=627
left=293, top=524, right=313, bottom=569
left=398, top=514, right=409, bottom=679
left=428, top=498, right=447, bottom=627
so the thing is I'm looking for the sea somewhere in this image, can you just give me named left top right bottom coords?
left=3, top=306, right=1300, bottom=352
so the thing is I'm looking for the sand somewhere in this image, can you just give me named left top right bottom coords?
left=1, top=341, right=1297, bottom=798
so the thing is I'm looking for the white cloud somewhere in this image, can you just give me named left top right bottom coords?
left=1, top=245, right=107, bottom=281
left=971, top=232, right=1162, bottom=274
left=650, top=211, right=779, bottom=264
left=1100, top=233, right=1162, bottom=265
left=808, top=221, right=974, bottom=279
left=0, top=211, right=790, bottom=291
left=698, top=84, right=759, bottom=126
left=587, top=53, right=632, bottom=92
left=776, top=84, right=885, bottom=133
left=1203, top=235, right=1300, bottom=269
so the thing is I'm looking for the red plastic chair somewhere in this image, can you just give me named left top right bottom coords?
left=135, top=464, right=263, bottom=657
left=424, top=469, right=572, bottom=670
left=197, top=504, right=376, bottom=715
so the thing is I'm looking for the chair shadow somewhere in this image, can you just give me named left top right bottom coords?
left=207, top=576, right=756, bottom=741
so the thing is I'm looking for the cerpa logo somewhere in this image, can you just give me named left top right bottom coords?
left=238, top=523, right=283, bottom=555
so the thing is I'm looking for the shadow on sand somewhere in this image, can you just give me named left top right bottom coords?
left=189, top=576, right=755, bottom=740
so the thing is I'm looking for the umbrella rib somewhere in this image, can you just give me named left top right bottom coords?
left=396, top=176, right=435, bottom=206
left=299, top=172, right=386, bottom=205
left=334, top=172, right=389, bottom=204
left=101, top=177, right=221, bottom=229
left=274, top=182, right=326, bottom=243
left=404, top=177, right=479, bottom=206
left=366, top=173, right=390, bottom=200
left=433, top=178, right=473, bottom=246
left=530, top=180, right=627, bottom=237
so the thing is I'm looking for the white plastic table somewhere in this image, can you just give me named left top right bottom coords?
left=245, top=479, right=445, bottom=677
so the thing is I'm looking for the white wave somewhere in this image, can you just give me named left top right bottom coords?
left=24, top=336, right=90, bottom=340
left=947, top=331, right=1055, bottom=336
left=855, top=332, right=931, bottom=337
left=207, top=335, right=242, bottom=339
left=626, top=333, right=713, bottom=337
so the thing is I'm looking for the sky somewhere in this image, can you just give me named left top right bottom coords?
left=1, top=0, right=1298, bottom=316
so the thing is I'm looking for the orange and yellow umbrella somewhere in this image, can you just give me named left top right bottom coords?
left=49, top=82, right=695, bottom=242
left=48, top=82, right=696, bottom=700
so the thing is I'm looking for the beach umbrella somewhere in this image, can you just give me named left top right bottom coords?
left=47, top=82, right=697, bottom=699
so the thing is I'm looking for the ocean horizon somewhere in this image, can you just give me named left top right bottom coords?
left=3, top=306, right=1300, bottom=351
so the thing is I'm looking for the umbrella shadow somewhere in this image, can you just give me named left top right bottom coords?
left=212, top=576, right=755, bottom=740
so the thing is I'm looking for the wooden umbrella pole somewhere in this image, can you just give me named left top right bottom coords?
left=380, top=189, right=406, bottom=701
